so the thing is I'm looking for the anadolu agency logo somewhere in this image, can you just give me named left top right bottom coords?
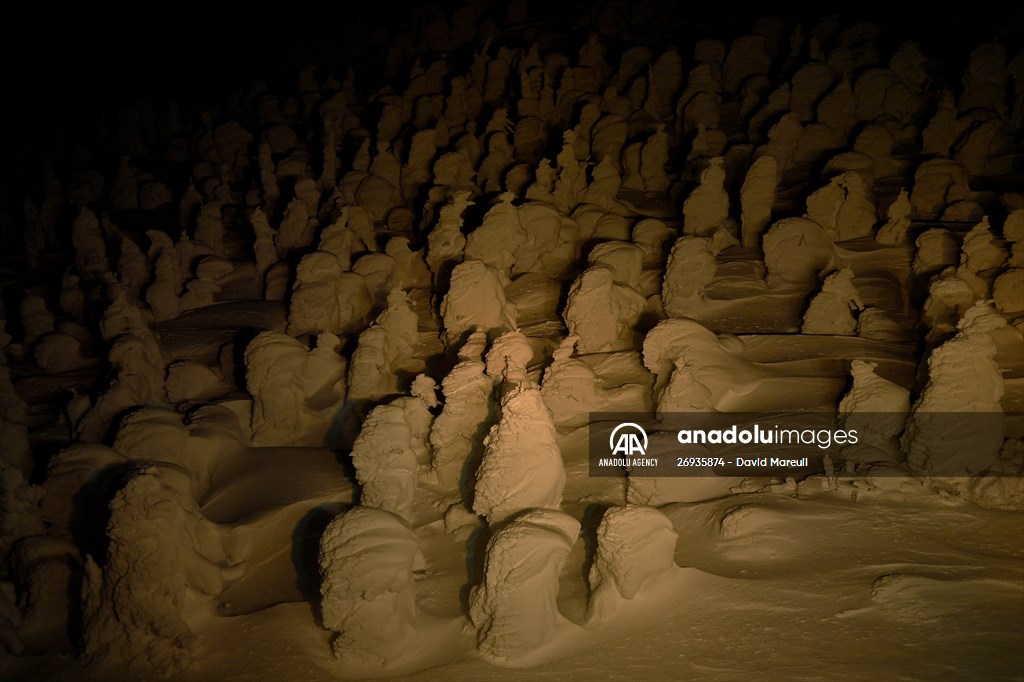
left=609, top=422, right=648, bottom=456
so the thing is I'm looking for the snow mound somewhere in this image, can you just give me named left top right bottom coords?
left=468, top=508, right=580, bottom=664
left=473, top=383, right=566, bottom=524
left=318, top=506, right=421, bottom=669
left=588, top=505, right=679, bottom=621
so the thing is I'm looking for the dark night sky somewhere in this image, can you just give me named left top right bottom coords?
left=0, top=0, right=1019, bottom=172
left=7, top=1, right=1020, bottom=106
